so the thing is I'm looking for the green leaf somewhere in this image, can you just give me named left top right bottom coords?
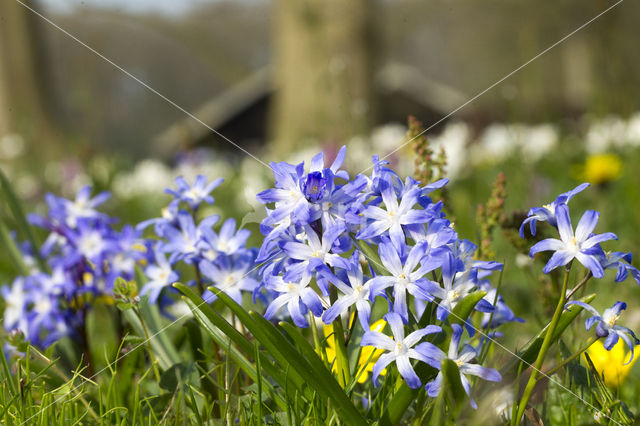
left=0, top=217, right=30, bottom=276
left=159, top=363, right=199, bottom=392
left=441, top=359, right=467, bottom=417
left=0, top=168, right=47, bottom=271
left=122, top=299, right=181, bottom=370
left=209, top=286, right=367, bottom=425
left=174, top=283, right=288, bottom=410
left=450, top=291, right=487, bottom=327
left=376, top=360, right=439, bottom=425
left=352, top=238, right=388, bottom=276
left=504, top=293, right=596, bottom=378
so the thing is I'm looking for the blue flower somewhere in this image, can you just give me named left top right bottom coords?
left=478, top=280, right=524, bottom=329
left=319, top=251, right=373, bottom=329
left=198, top=218, right=251, bottom=260
left=282, top=224, right=345, bottom=282
left=166, top=175, right=223, bottom=210
left=356, top=178, right=433, bottom=250
left=599, top=251, right=640, bottom=285
left=419, top=324, right=502, bottom=408
left=159, top=211, right=219, bottom=264
left=529, top=204, right=617, bottom=278
left=520, top=183, right=589, bottom=237
left=565, top=301, right=640, bottom=364
left=44, top=185, right=111, bottom=228
left=368, top=239, right=440, bottom=322
left=263, top=271, right=324, bottom=328
left=199, top=253, right=259, bottom=305
left=360, top=312, right=442, bottom=389
left=140, top=248, right=179, bottom=304
left=425, top=252, right=494, bottom=322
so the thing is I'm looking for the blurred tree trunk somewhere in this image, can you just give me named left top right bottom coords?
left=269, top=0, right=374, bottom=156
left=0, top=1, right=59, bottom=154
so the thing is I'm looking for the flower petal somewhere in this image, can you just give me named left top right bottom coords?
left=574, top=210, right=599, bottom=242
left=542, top=250, right=575, bottom=273
left=555, top=204, right=573, bottom=243
left=396, top=355, right=421, bottom=389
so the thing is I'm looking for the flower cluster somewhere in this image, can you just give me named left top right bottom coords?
left=521, top=183, right=640, bottom=360
left=2, top=187, right=145, bottom=346
left=138, top=175, right=259, bottom=307
left=256, top=146, right=511, bottom=400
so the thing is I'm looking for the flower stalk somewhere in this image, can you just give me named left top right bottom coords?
left=543, top=336, right=599, bottom=377
left=514, top=265, right=571, bottom=425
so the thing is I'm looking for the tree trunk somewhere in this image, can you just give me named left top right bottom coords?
left=0, top=1, right=59, bottom=157
left=269, top=0, right=373, bottom=156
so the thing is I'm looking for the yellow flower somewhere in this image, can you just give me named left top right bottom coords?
left=578, top=153, right=622, bottom=185
left=585, top=339, right=638, bottom=388
left=324, top=319, right=387, bottom=384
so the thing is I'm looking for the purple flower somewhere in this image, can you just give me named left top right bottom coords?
left=425, top=253, right=494, bottom=322
left=282, top=224, right=345, bottom=281
left=368, top=239, right=441, bottom=322
left=160, top=212, right=219, bottom=264
left=361, top=312, right=441, bottom=388
left=565, top=301, right=640, bottom=363
left=198, top=218, right=250, bottom=260
left=199, top=254, right=259, bottom=305
left=356, top=179, right=432, bottom=250
left=520, top=183, right=589, bottom=237
left=478, top=280, right=524, bottom=329
left=529, top=205, right=617, bottom=277
left=140, top=248, right=179, bottom=304
left=419, top=324, right=502, bottom=408
left=319, top=251, right=373, bottom=329
left=45, top=185, right=111, bottom=228
left=599, top=251, right=640, bottom=285
left=166, top=175, right=223, bottom=209
left=263, top=271, right=324, bottom=328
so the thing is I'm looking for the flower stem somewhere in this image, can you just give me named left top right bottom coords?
left=135, top=309, right=161, bottom=383
left=565, top=271, right=592, bottom=300
left=514, top=265, right=571, bottom=425
left=309, top=312, right=323, bottom=357
left=543, top=336, right=599, bottom=377
left=332, top=318, right=351, bottom=388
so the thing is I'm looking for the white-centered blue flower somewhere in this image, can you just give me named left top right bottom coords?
left=282, top=224, right=344, bottom=278
left=425, top=252, right=494, bottom=321
left=141, top=248, right=179, bottom=304
left=319, top=251, right=372, bottom=329
left=264, top=271, right=324, bottom=328
left=565, top=300, right=640, bottom=363
left=519, top=182, right=589, bottom=237
left=356, top=178, right=432, bottom=250
left=368, top=239, right=440, bottom=322
left=361, top=312, right=442, bottom=389
left=166, top=175, right=223, bottom=210
left=419, top=324, right=502, bottom=409
left=529, top=204, right=617, bottom=278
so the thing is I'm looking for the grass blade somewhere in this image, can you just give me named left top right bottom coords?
left=0, top=168, right=46, bottom=271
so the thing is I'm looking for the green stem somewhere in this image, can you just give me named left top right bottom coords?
left=543, top=336, right=599, bottom=377
left=332, top=318, right=351, bottom=388
left=135, top=309, right=161, bottom=383
left=565, top=271, right=592, bottom=300
left=514, top=265, right=571, bottom=425
left=193, top=264, right=205, bottom=295
left=309, top=312, right=323, bottom=359
left=344, top=310, right=358, bottom=347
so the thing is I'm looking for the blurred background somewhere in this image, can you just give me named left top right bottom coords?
left=2, top=0, right=640, bottom=411
left=3, top=0, right=640, bottom=355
